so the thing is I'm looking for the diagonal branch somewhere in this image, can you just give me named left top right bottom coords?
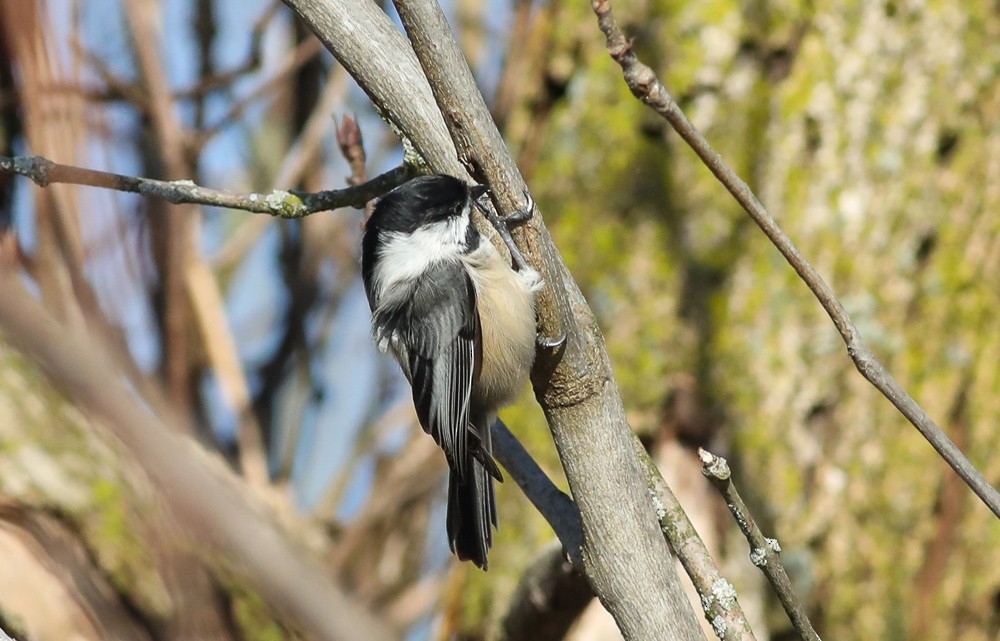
left=493, top=420, right=584, bottom=566
left=0, top=276, right=398, bottom=641
left=590, top=0, right=1000, bottom=520
left=637, top=442, right=757, bottom=641
left=700, top=450, right=821, bottom=641
left=386, top=0, right=706, bottom=639
left=0, top=155, right=413, bottom=218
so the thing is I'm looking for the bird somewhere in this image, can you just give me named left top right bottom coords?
left=360, top=174, right=543, bottom=569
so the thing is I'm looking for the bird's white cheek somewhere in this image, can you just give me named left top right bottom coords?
left=371, top=218, right=469, bottom=300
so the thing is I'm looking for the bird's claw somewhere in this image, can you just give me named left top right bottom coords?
left=473, top=186, right=536, bottom=273
left=537, top=331, right=566, bottom=350
left=502, top=190, right=534, bottom=228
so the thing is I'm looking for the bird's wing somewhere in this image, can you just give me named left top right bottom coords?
left=372, top=261, right=483, bottom=481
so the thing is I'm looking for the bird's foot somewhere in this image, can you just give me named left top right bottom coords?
left=537, top=331, right=566, bottom=350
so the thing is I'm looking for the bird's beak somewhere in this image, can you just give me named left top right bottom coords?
left=469, top=185, right=490, bottom=216
left=471, top=184, right=490, bottom=216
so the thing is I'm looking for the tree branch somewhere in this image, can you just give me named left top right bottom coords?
left=700, top=450, right=821, bottom=641
left=493, top=420, right=584, bottom=567
left=280, top=0, right=465, bottom=177
left=590, top=0, right=1000, bottom=520
left=636, top=443, right=757, bottom=641
left=0, top=155, right=413, bottom=218
left=495, top=542, right=593, bottom=641
left=386, top=0, right=706, bottom=638
left=0, top=276, right=398, bottom=641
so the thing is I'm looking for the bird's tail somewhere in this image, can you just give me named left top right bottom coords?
left=447, top=457, right=497, bottom=570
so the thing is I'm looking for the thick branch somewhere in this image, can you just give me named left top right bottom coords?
left=590, top=0, right=1000, bottom=520
left=388, top=0, right=705, bottom=639
left=0, top=155, right=412, bottom=218
left=279, top=0, right=464, bottom=177
left=700, top=450, right=821, bottom=641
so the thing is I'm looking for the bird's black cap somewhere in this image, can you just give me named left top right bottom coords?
left=369, top=174, right=473, bottom=234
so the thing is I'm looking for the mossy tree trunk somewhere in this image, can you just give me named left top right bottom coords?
left=0, top=339, right=291, bottom=641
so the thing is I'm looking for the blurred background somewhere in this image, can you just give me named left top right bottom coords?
left=1, top=0, right=1000, bottom=640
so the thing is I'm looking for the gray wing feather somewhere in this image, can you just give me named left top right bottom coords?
left=372, top=262, right=478, bottom=481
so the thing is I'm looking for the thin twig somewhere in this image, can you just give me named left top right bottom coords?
left=635, top=442, right=757, bottom=641
left=699, top=449, right=822, bottom=641
left=590, top=0, right=1000, bottom=520
left=336, top=114, right=367, bottom=185
left=336, top=114, right=376, bottom=222
left=493, top=419, right=584, bottom=567
left=0, top=155, right=413, bottom=217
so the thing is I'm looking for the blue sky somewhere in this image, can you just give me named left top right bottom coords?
left=47, top=0, right=517, bottom=542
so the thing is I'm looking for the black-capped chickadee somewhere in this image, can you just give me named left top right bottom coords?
left=361, top=174, right=543, bottom=569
